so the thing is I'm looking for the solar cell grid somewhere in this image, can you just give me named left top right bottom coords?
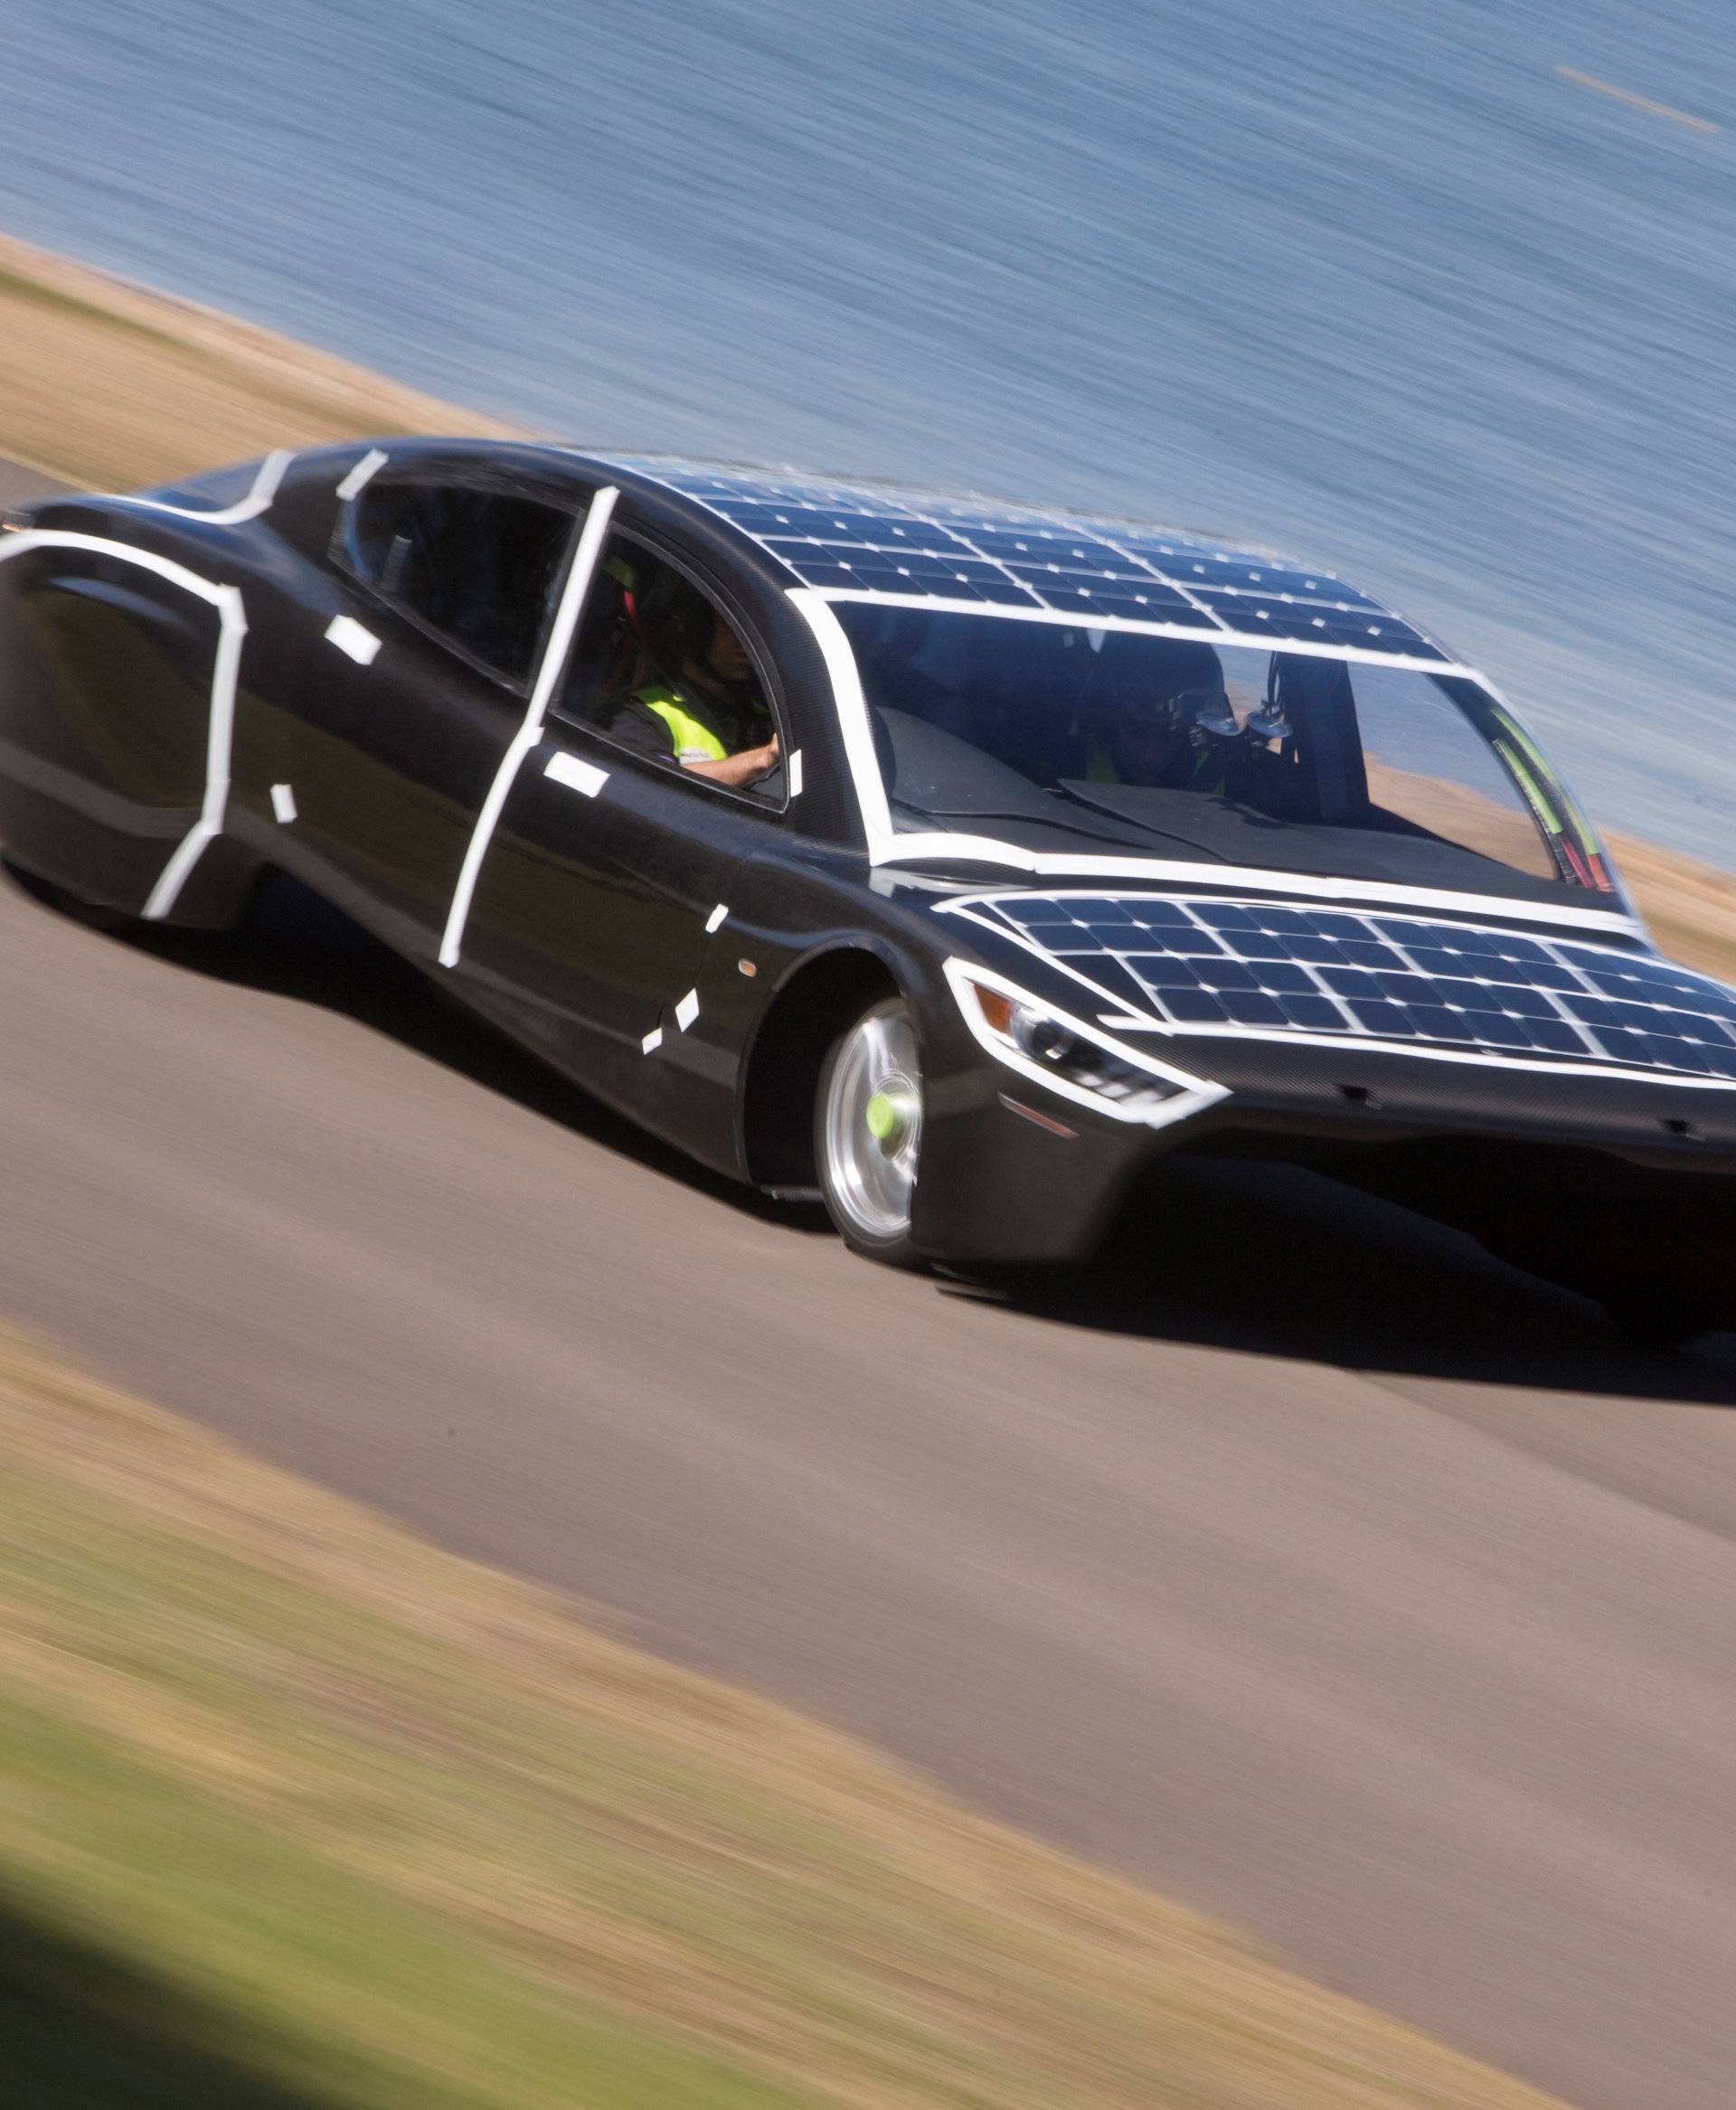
left=954, top=891, right=1736, bottom=1083
left=602, top=457, right=1448, bottom=660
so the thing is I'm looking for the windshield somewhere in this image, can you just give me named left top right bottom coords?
left=835, top=607, right=1613, bottom=900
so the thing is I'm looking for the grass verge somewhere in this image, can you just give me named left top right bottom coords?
left=0, top=1326, right=1573, bottom=2110
left=0, top=231, right=516, bottom=491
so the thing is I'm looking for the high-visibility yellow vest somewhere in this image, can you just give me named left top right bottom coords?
left=637, top=683, right=727, bottom=761
left=1084, top=727, right=1224, bottom=795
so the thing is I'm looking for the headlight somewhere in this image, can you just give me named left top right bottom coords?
left=944, top=961, right=1222, bottom=1126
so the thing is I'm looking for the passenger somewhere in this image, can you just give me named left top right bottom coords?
left=1088, top=639, right=1241, bottom=795
left=603, top=579, right=780, bottom=789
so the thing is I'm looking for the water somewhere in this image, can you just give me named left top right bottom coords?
left=3, top=0, right=1732, bottom=864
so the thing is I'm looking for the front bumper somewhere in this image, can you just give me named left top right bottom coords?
left=911, top=1023, right=1736, bottom=1287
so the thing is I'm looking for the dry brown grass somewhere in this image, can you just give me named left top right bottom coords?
left=1360, top=757, right=1736, bottom=973
left=0, top=1324, right=1576, bottom=2110
left=1609, top=831, right=1736, bottom=980
left=0, top=229, right=519, bottom=491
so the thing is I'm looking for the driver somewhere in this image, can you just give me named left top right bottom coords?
left=602, top=578, right=781, bottom=790
left=1088, top=639, right=1240, bottom=795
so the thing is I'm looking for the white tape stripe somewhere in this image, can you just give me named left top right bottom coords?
left=785, top=590, right=892, bottom=840
left=788, top=748, right=804, bottom=796
left=269, top=782, right=297, bottom=824
left=705, top=902, right=729, bottom=933
left=0, top=529, right=252, bottom=918
left=1101, top=1016, right=1736, bottom=1093
left=675, top=989, right=699, bottom=1031
left=142, top=582, right=249, bottom=918
left=921, top=859, right=1637, bottom=934
left=785, top=582, right=1611, bottom=937
left=544, top=750, right=609, bottom=797
left=641, top=1027, right=664, bottom=1054
left=808, top=589, right=1475, bottom=677
left=335, top=447, right=389, bottom=501
left=325, top=613, right=381, bottom=664
left=109, top=449, right=294, bottom=524
left=439, top=488, right=618, bottom=967
left=0, top=527, right=232, bottom=607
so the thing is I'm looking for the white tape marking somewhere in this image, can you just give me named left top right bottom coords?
left=325, top=613, right=381, bottom=664
left=0, top=528, right=230, bottom=606
left=810, top=588, right=1470, bottom=676
left=923, top=859, right=1636, bottom=935
left=787, top=747, right=803, bottom=796
left=783, top=588, right=1637, bottom=934
left=269, top=782, right=297, bottom=824
left=785, top=592, right=892, bottom=841
left=110, top=449, right=293, bottom=524
left=439, top=487, right=619, bottom=967
left=675, top=989, right=700, bottom=1031
left=799, top=579, right=1570, bottom=932
left=335, top=447, right=390, bottom=501
left=544, top=750, right=609, bottom=797
left=142, top=584, right=249, bottom=918
left=641, top=1027, right=664, bottom=1055
left=704, top=902, right=729, bottom=933
left=0, top=530, right=252, bottom=919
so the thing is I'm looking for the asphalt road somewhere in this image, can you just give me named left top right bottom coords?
left=5, top=460, right=1736, bottom=2110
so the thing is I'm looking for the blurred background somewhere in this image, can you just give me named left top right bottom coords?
left=2, top=0, right=1731, bottom=862
left=3, top=12, right=1736, bottom=2110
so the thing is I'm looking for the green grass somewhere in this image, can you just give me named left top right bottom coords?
left=0, top=1329, right=1571, bottom=2110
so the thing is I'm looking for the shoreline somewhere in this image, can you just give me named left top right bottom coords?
left=3, top=226, right=1731, bottom=976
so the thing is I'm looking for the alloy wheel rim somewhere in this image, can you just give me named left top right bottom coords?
left=823, top=1005, right=922, bottom=1241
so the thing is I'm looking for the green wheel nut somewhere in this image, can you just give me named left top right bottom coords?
left=863, top=1090, right=901, bottom=1142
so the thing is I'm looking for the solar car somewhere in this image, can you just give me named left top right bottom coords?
left=2, top=438, right=1732, bottom=1343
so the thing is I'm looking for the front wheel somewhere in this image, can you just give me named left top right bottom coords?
left=816, top=996, right=925, bottom=1267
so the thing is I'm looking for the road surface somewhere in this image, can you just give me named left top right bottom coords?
left=3, top=457, right=1735, bottom=2110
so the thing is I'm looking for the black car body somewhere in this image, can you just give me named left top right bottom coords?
left=2, top=438, right=1732, bottom=1337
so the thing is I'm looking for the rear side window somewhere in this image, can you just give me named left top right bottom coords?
left=341, top=481, right=573, bottom=684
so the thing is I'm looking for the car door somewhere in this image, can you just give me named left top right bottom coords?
left=256, top=466, right=586, bottom=958
left=450, top=523, right=789, bottom=1142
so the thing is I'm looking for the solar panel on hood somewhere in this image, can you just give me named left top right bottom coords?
left=605, top=458, right=1445, bottom=659
left=954, top=892, right=1736, bottom=1081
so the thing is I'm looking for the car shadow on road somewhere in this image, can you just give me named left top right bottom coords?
left=87, top=871, right=831, bottom=1237
left=49, top=871, right=1734, bottom=1408
left=949, top=1154, right=1736, bottom=1406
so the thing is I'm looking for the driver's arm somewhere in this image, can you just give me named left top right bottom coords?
left=683, top=733, right=780, bottom=787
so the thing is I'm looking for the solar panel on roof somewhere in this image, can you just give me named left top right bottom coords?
left=1182, top=589, right=1442, bottom=655
left=602, top=457, right=1446, bottom=661
left=952, top=893, right=1736, bottom=1083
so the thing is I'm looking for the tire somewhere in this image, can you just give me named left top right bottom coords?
left=1600, top=1286, right=1713, bottom=1352
left=815, top=995, right=926, bottom=1267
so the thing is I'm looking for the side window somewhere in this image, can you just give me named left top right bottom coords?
left=552, top=536, right=784, bottom=804
left=340, top=480, right=573, bottom=685
left=1350, top=662, right=1559, bottom=881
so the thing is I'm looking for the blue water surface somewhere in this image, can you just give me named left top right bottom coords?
left=2, top=0, right=1731, bottom=862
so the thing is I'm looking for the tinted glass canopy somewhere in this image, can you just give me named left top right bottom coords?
left=831, top=607, right=1611, bottom=900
